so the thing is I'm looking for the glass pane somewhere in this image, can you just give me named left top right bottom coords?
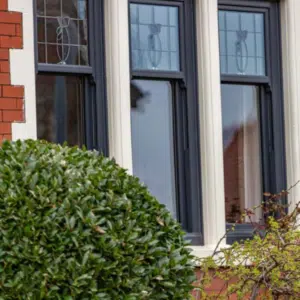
left=37, top=0, right=45, bottom=16
left=36, top=0, right=89, bottom=65
left=130, top=80, right=177, bottom=217
left=36, top=74, right=84, bottom=146
left=221, top=85, right=262, bottom=223
left=130, top=4, right=180, bottom=72
left=218, top=10, right=265, bottom=76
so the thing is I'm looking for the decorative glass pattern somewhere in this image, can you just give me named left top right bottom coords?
left=130, top=4, right=180, bottom=71
left=218, top=10, right=265, bottom=76
left=37, top=0, right=88, bottom=65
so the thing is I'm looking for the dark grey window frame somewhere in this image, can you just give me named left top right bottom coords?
left=129, top=0, right=203, bottom=245
left=218, top=0, right=286, bottom=243
left=33, top=0, right=109, bottom=155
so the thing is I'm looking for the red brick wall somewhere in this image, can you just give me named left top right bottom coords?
left=192, top=269, right=231, bottom=299
left=0, top=0, right=24, bottom=143
left=192, top=269, right=270, bottom=299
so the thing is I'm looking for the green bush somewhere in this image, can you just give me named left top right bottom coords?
left=0, top=140, right=195, bottom=299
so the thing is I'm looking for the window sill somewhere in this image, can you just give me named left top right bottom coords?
left=189, top=244, right=230, bottom=261
left=190, top=244, right=255, bottom=267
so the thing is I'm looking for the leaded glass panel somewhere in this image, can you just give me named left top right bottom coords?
left=130, top=4, right=180, bottom=72
left=37, top=0, right=88, bottom=65
left=218, top=10, right=265, bottom=76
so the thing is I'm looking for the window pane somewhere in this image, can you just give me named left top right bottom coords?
left=131, top=80, right=177, bottom=217
left=36, top=74, right=84, bottom=146
left=218, top=10, right=265, bottom=76
left=221, top=85, right=262, bottom=223
left=130, top=4, right=180, bottom=72
left=37, top=0, right=88, bottom=65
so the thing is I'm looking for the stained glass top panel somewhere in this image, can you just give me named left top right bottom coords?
left=37, top=0, right=88, bottom=65
left=218, top=10, right=265, bottom=76
left=130, top=4, right=180, bottom=72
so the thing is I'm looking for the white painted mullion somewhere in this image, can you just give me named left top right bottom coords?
left=280, top=0, right=300, bottom=212
left=104, top=0, right=133, bottom=174
left=195, top=0, right=227, bottom=247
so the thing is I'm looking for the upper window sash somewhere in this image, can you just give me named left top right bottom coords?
left=35, top=0, right=95, bottom=75
left=218, top=6, right=269, bottom=78
left=129, top=0, right=185, bottom=78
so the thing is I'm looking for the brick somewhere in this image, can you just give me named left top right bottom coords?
left=2, top=110, right=23, bottom=122
left=0, top=98, right=16, bottom=109
left=191, top=289, right=200, bottom=299
left=0, top=23, right=16, bottom=36
left=205, top=277, right=228, bottom=291
left=2, top=85, right=24, bottom=97
left=0, top=122, right=11, bottom=134
left=0, top=36, right=22, bottom=48
left=15, top=24, right=22, bottom=36
left=0, top=48, right=8, bottom=59
left=16, top=98, right=23, bottom=109
left=0, top=0, right=8, bottom=11
left=0, top=60, right=9, bottom=72
left=0, top=11, right=22, bottom=24
left=2, top=134, right=11, bottom=140
left=0, top=5, right=24, bottom=139
left=0, top=72, right=10, bottom=84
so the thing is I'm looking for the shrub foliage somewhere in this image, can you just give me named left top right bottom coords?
left=0, top=140, right=195, bottom=299
left=197, top=189, right=300, bottom=300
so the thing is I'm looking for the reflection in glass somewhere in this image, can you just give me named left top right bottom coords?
left=218, top=10, right=265, bottom=76
left=131, top=80, right=177, bottom=217
left=37, top=0, right=88, bottom=65
left=130, top=4, right=180, bottom=71
left=36, top=74, right=84, bottom=146
left=221, top=85, right=262, bottom=223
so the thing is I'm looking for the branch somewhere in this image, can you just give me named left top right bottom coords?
left=250, top=283, right=260, bottom=300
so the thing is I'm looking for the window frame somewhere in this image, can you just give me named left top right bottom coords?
left=218, top=0, right=286, bottom=243
left=129, top=0, right=203, bottom=245
left=33, top=0, right=109, bottom=155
